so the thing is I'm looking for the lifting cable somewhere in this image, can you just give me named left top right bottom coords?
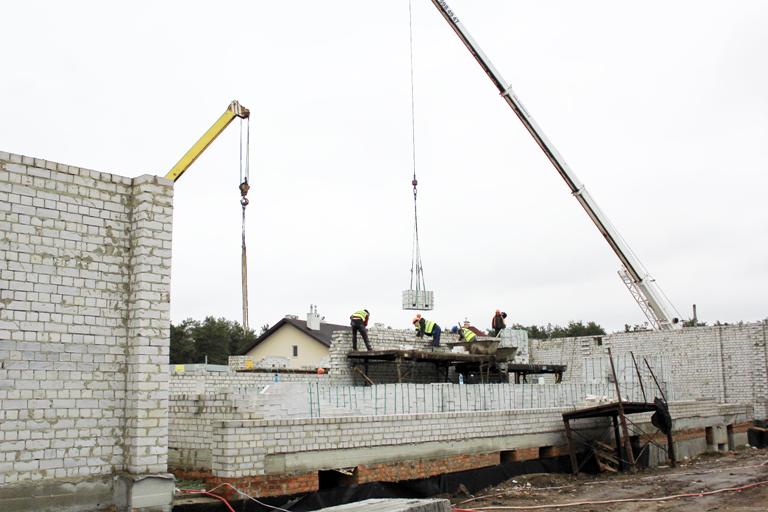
left=408, top=0, right=427, bottom=295
left=238, top=116, right=251, bottom=332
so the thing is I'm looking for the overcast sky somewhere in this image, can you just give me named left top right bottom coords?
left=2, top=1, right=766, bottom=333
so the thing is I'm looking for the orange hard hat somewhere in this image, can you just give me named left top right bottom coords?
left=317, top=367, right=325, bottom=375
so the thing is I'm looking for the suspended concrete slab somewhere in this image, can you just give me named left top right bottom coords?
left=402, top=289, right=434, bottom=310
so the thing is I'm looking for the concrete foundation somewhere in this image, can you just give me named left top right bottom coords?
left=113, top=473, right=175, bottom=512
left=0, top=478, right=113, bottom=512
left=0, top=473, right=174, bottom=512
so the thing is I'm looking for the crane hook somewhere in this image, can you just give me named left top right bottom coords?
left=239, top=179, right=250, bottom=208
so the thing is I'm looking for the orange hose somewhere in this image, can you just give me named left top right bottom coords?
left=181, top=489, right=236, bottom=512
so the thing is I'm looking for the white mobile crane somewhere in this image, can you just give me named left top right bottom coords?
left=428, top=1, right=680, bottom=330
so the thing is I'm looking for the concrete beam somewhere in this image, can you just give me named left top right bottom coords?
left=264, top=428, right=607, bottom=474
left=314, top=498, right=452, bottom=512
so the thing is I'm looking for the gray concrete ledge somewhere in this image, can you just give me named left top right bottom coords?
left=0, top=477, right=113, bottom=512
left=0, top=473, right=175, bottom=512
left=315, top=498, right=452, bottom=511
left=265, top=427, right=608, bottom=474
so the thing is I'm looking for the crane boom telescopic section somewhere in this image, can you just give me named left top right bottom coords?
left=428, top=0, right=679, bottom=330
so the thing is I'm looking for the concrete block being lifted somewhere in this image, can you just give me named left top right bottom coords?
left=402, top=289, right=434, bottom=310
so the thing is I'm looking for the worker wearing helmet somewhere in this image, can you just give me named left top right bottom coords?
left=413, top=316, right=441, bottom=348
left=349, top=309, right=373, bottom=351
left=491, top=310, right=508, bottom=337
left=458, top=326, right=477, bottom=343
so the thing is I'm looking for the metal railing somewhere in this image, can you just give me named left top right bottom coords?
left=306, top=380, right=673, bottom=418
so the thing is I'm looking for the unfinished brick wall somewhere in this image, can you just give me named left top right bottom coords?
left=0, top=152, right=173, bottom=484
left=170, top=368, right=329, bottom=394
left=168, top=377, right=676, bottom=474
left=529, top=323, right=768, bottom=419
left=169, top=391, right=264, bottom=471
left=328, top=328, right=463, bottom=385
left=207, top=400, right=748, bottom=483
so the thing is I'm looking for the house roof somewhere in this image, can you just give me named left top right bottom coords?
left=467, top=325, right=487, bottom=336
left=239, top=317, right=348, bottom=355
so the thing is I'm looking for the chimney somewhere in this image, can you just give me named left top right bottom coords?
left=307, top=304, right=321, bottom=330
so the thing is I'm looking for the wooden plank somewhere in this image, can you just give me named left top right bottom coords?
left=563, top=418, right=579, bottom=475
left=353, top=366, right=375, bottom=386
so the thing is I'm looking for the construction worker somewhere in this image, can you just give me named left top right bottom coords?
left=491, top=310, right=507, bottom=337
left=458, top=325, right=477, bottom=343
left=349, top=309, right=372, bottom=351
left=413, top=316, right=441, bottom=347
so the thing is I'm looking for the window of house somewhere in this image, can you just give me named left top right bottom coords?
left=292, top=345, right=298, bottom=357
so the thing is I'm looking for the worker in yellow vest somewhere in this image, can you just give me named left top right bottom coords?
left=413, top=316, right=442, bottom=348
left=458, top=326, right=477, bottom=343
left=349, top=309, right=372, bottom=351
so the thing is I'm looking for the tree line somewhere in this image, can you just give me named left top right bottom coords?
left=509, top=320, right=606, bottom=339
left=170, top=317, right=260, bottom=365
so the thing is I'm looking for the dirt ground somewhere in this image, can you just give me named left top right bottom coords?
left=451, top=448, right=768, bottom=511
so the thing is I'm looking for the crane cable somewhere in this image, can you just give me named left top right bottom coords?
left=408, top=0, right=427, bottom=295
left=238, top=116, right=251, bottom=332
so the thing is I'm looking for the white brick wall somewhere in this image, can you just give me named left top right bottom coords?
left=529, top=323, right=768, bottom=418
left=328, top=328, right=469, bottom=385
left=0, top=152, right=173, bottom=484
left=169, top=391, right=262, bottom=470
left=171, top=368, right=329, bottom=394
left=209, top=400, right=750, bottom=478
left=169, top=378, right=674, bottom=472
left=169, top=319, right=766, bottom=477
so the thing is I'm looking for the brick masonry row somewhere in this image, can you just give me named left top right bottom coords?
left=209, top=400, right=750, bottom=478
left=529, top=323, right=768, bottom=418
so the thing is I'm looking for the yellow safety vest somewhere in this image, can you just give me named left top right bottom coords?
left=461, top=328, right=476, bottom=342
left=351, top=310, right=368, bottom=321
left=424, top=320, right=436, bottom=334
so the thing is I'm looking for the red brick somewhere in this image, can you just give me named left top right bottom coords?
left=355, top=452, right=499, bottom=484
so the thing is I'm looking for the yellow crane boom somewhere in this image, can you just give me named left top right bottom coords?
left=164, top=100, right=250, bottom=182
left=165, top=99, right=252, bottom=333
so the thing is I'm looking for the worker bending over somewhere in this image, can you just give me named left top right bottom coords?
left=458, top=326, right=477, bottom=343
left=413, top=315, right=441, bottom=348
left=350, top=309, right=373, bottom=351
left=491, top=309, right=507, bottom=337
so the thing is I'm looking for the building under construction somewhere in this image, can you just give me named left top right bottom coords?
left=2, top=1, right=767, bottom=511
left=0, top=159, right=764, bottom=509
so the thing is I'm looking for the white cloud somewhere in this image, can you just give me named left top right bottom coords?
left=2, top=0, right=766, bottom=332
